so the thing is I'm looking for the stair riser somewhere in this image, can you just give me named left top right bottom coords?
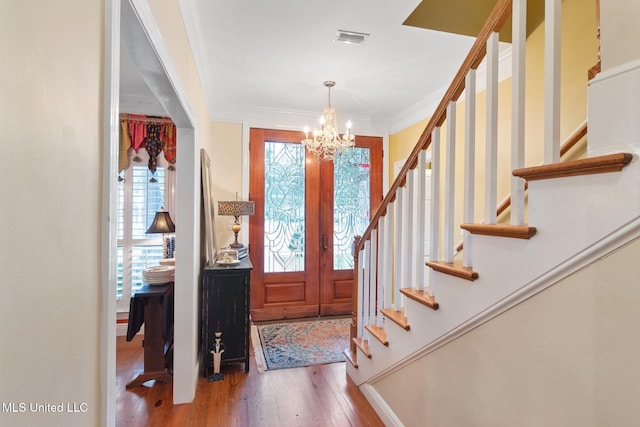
left=351, top=161, right=640, bottom=386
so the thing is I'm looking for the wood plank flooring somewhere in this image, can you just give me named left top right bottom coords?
left=116, top=334, right=384, bottom=426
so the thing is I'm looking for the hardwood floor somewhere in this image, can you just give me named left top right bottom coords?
left=116, top=334, right=384, bottom=426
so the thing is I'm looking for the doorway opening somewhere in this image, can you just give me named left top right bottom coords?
left=103, top=0, right=199, bottom=420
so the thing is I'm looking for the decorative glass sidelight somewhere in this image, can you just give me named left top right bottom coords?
left=333, top=147, right=371, bottom=270
left=264, top=141, right=306, bottom=272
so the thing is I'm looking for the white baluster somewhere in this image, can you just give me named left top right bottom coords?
left=362, top=239, right=371, bottom=340
left=485, top=31, right=499, bottom=225
left=394, top=191, right=404, bottom=310
left=429, top=127, right=441, bottom=295
left=357, top=248, right=364, bottom=338
left=376, top=223, right=385, bottom=328
left=416, top=149, right=426, bottom=290
left=545, top=0, right=561, bottom=164
left=405, top=169, right=415, bottom=287
left=511, top=0, right=527, bottom=226
left=383, top=211, right=393, bottom=313
left=370, top=228, right=378, bottom=329
left=444, top=101, right=456, bottom=263
left=463, top=69, right=477, bottom=268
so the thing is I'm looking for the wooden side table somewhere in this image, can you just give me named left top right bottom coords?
left=126, top=282, right=174, bottom=388
left=201, top=258, right=252, bottom=377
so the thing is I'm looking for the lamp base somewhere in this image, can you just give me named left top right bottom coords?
left=229, top=243, right=248, bottom=259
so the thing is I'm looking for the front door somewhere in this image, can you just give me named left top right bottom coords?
left=249, top=128, right=382, bottom=321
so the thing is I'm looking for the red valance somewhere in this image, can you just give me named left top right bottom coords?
left=119, top=113, right=177, bottom=173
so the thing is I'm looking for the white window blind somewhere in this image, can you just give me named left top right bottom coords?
left=116, top=150, right=175, bottom=311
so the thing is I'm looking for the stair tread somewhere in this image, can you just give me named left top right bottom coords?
left=365, top=324, right=389, bottom=346
left=352, top=337, right=372, bottom=359
left=399, top=288, right=440, bottom=310
left=426, top=260, right=478, bottom=281
left=343, top=348, right=358, bottom=368
left=460, top=223, right=537, bottom=239
left=512, top=152, right=632, bottom=181
left=380, top=308, right=410, bottom=331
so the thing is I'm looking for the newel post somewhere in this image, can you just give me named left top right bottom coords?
left=350, top=235, right=362, bottom=355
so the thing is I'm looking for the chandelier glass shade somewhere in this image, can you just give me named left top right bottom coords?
left=302, top=81, right=355, bottom=161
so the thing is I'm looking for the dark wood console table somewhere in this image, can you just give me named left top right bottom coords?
left=126, top=282, right=174, bottom=388
left=201, top=258, right=252, bottom=377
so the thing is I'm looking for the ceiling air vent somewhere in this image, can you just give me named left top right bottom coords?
left=334, top=30, right=370, bottom=44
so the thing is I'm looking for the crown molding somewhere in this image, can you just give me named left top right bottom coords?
left=214, top=104, right=392, bottom=137
left=180, top=1, right=513, bottom=137
left=179, top=0, right=216, bottom=122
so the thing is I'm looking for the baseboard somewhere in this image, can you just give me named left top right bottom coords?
left=360, top=383, right=404, bottom=427
left=116, top=323, right=128, bottom=337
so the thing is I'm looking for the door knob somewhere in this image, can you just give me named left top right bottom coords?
left=322, top=233, right=328, bottom=251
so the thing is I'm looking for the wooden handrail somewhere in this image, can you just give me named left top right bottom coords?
left=354, top=0, right=513, bottom=256
left=454, top=120, right=588, bottom=252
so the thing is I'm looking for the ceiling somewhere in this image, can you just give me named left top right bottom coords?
left=121, top=0, right=516, bottom=132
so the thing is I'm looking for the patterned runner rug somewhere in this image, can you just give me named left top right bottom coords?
left=251, top=318, right=350, bottom=372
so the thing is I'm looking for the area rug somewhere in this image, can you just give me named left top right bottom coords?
left=251, top=318, right=350, bottom=372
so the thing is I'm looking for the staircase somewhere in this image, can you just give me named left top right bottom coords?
left=345, top=0, right=640, bottom=425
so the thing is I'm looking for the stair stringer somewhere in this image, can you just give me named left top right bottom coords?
left=348, top=156, right=640, bottom=387
left=347, top=293, right=450, bottom=386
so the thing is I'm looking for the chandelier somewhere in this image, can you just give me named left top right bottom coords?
left=302, top=81, right=355, bottom=161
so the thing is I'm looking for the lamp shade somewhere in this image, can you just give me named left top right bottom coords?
left=146, top=210, right=175, bottom=234
left=218, top=201, right=255, bottom=217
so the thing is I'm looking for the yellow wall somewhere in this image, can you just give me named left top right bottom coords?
left=148, top=0, right=244, bottom=252
left=210, top=121, right=245, bottom=248
left=389, top=0, right=596, bottom=229
left=0, top=0, right=246, bottom=423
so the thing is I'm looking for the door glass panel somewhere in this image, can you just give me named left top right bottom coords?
left=333, top=147, right=371, bottom=270
left=264, top=141, right=306, bottom=272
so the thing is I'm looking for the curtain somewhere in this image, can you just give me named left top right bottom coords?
left=119, top=113, right=177, bottom=174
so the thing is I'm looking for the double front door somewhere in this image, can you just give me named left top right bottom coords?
left=249, top=128, right=382, bottom=321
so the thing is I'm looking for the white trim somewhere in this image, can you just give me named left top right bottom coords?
left=238, top=107, right=390, bottom=140
left=105, top=0, right=200, bottom=419
left=382, top=134, right=390, bottom=194
left=126, top=0, right=196, bottom=127
left=365, top=216, right=640, bottom=384
left=360, top=383, right=405, bottom=427
left=126, top=0, right=199, bottom=405
left=588, top=57, right=640, bottom=86
left=181, top=0, right=512, bottom=140
left=390, top=87, right=446, bottom=134
left=178, top=0, right=215, bottom=121
left=241, top=122, right=251, bottom=236
left=101, top=1, right=120, bottom=425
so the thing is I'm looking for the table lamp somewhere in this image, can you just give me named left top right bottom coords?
left=147, top=208, right=175, bottom=258
left=217, top=200, right=254, bottom=254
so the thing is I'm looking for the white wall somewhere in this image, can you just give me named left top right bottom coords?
left=0, top=1, right=102, bottom=425
left=600, top=0, right=640, bottom=71
left=588, top=0, right=640, bottom=158
left=373, top=237, right=640, bottom=427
